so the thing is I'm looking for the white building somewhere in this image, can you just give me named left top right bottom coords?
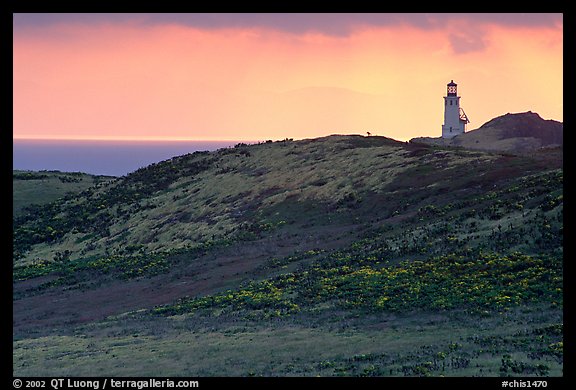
left=442, top=80, right=469, bottom=138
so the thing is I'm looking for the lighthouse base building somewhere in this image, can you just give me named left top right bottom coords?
left=442, top=80, right=469, bottom=139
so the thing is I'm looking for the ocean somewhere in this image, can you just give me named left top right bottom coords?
left=13, top=139, right=246, bottom=177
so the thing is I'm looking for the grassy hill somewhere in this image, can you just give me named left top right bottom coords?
left=13, top=170, right=115, bottom=218
left=13, top=135, right=563, bottom=377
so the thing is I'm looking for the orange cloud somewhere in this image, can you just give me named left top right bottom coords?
left=13, top=20, right=562, bottom=141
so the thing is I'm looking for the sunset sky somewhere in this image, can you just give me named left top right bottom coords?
left=13, top=13, right=563, bottom=142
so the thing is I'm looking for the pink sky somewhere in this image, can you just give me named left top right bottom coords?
left=13, top=14, right=563, bottom=141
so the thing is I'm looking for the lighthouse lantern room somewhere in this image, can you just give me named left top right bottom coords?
left=442, top=80, right=469, bottom=138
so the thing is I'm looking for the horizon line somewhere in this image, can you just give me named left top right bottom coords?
left=12, top=136, right=264, bottom=143
left=13, top=133, right=395, bottom=143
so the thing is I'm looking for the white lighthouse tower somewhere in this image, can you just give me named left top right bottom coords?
left=442, top=80, right=469, bottom=138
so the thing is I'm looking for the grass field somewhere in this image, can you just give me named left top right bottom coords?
left=13, top=136, right=563, bottom=377
left=13, top=304, right=562, bottom=377
left=13, top=170, right=115, bottom=217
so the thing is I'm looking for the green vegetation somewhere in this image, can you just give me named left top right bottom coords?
left=13, top=305, right=563, bottom=377
left=153, top=252, right=561, bottom=317
left=13, top=135, right=563, bottom=377
left=13, top=170, right=114, bottom=218
left=13, top=240, right=231, bottom=297
left=13, top=153, right=216, bottom=260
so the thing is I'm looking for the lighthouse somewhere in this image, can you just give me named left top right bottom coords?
left=442, top=80, right=469, bottom=138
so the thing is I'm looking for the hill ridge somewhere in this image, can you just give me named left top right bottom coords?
left=13, top=131, right=563, bottom=377
left=411, top=111, right=563, bottom=153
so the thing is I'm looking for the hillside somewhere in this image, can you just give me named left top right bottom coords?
left=411, top=111, right=563, bottom=153
left=13, top=135, right=563, bottom=377
left=12, top=170, right=114, bottom=218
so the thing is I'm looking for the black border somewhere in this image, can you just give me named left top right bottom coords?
left=7, top=4, right=572, bottom=387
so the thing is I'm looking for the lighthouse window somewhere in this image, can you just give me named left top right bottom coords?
left=450, top=100, right=453, bottom=105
